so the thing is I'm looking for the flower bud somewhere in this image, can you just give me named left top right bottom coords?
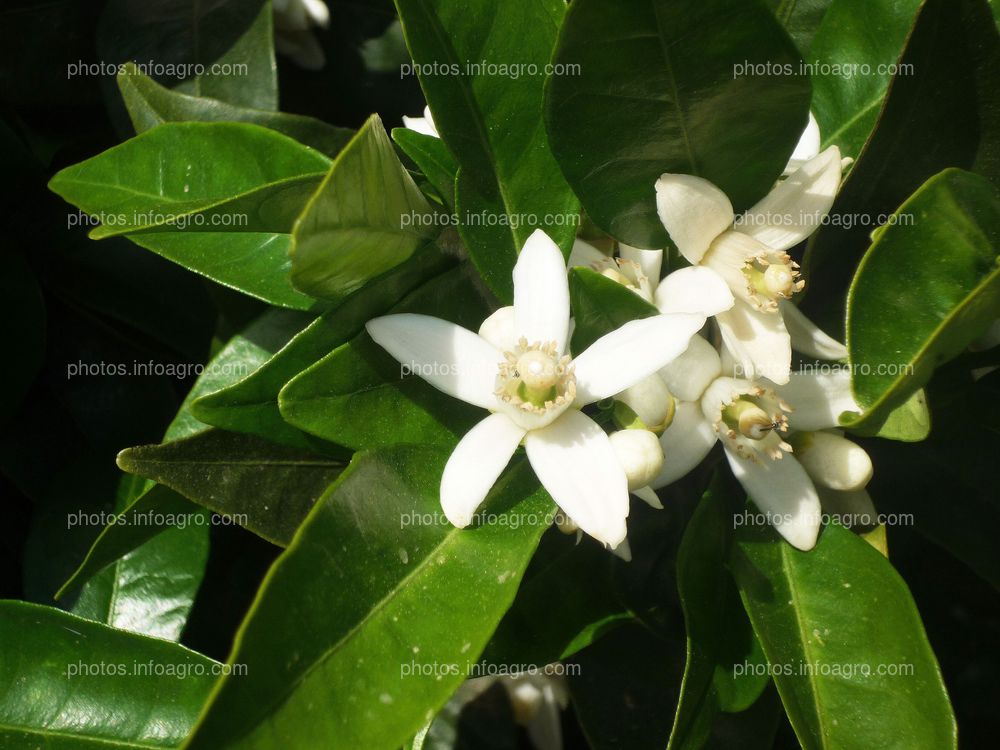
left=609, top=429, right=664, bottom=490
left=614, top=375, right=675, bottom=432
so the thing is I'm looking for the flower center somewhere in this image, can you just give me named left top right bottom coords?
left=743, top=253, right=804, bottom=311
left=497, top=338, right=576, bottom=413
left=715, top=387, right=793, bottom=462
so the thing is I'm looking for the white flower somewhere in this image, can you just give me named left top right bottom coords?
left=366, top=230, right=728, bottom=547
left=273, top=0, right=330, bottom=70
left=402, top=106, right=439, bottom=138
left=454, top=673, right=569, bottom=750
left=654, top=147, right=842, bottom=383
left=650, top=342, right=872, bottom=550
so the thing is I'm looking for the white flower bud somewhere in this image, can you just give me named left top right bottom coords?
left=792, top=431, right=873, bottom=491
left=615, top=375, right=674, bottom=432
left=609, top=429, right=664, bottom=491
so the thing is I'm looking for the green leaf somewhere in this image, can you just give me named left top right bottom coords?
left=809, top=0, right=922, bottom=157
left=669, top=475, right=768, bottom=750
left=546, top=0, right=810, bottom=247
left=844, top=169, right=1000, bottom=433
left=392, top=127, right=459, bottom=208
left=279, top=266, right=491, bottom=450
left=181, top=446, right=554, bottom=750
left=58, top=309, right=309, bottom=599
left=289, top=115, right=440, bottom=301
left=869, top=389, right=931, bottom=442
left=482, top=535, right=631, bottom=668
left=0, top=601, right=219, bottom=749
left=394, top=0, right=580, bottom=301
left=802, top=0, right=1000, bottom=332
left=49, top=122, right=332, bottom=310
left=731, top=520, right=956, bottom=749
left=569, top=267, right=659, bottom=353
left=117, top=430, right=345, bottom=546
left=99, top=0, right=277, bottom=110
left=766, top=0, right=833, bottom=54
left=118, top=63, right=354, bottom=157
left=191, top=247, right=454, bottom=450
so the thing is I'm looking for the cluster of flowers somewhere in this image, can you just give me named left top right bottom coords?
left=372, top=109, right=875, bottom=556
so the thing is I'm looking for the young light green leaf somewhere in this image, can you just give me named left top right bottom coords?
left=546, top=0, right=810, bottom=247
left=181, top=446, right=554, bottom=750
left=289, top=114, right=440, bottom=301
left=392, top=127, right=459, bottom=208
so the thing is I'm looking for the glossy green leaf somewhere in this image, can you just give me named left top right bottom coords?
left=546, top=0, right=810, bottom=247
left=844, top=169, right=1000, bottom=433
left=191, top=247, right=453, bottom=450
left=869, top=389, right=931, bottom=442
left=569, top=267, right=659, bottom=353
left=731, top=520, right=956, bottom=749
left=395, top=0, right=580, bottom=301
left=182, top=446, right=554, bottom=750
left=279, top=266, right=490, bottom=450
left=0, top=601, right=219, bottom=749
left=289, top=115, right=439, bottom=301
left=49, top=122, right=331, bottom=310
left=669, top=475, right=768, bottom=750
left=802, top=0, right=1000, bottom=332
left=118, top=64, right=354, bottom=157
left=59, top=309, right=310, bottom=600
left=99, top=0, right=277, bottom=110
left=118, top=430, right=345, bottom=546
left=810, top=0, right=922, bottom=157
left=392, top=127, right=459, bottom=208
left=482, top=535, right=630, bottom=669
left=766, top=0, right=833, bottom=54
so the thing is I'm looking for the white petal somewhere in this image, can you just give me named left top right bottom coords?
left=619, top=245, right=663, bottom=291
left=632, top=486, right=663, bottom=509
left=573, top=313, right=706, bottom=404
left=700, top=231, right=772, bottom=310
left=716, top=303, right=792, bottom=384
left=725, top=448, right=821, bottom=551
left=610, top=539, right=633, bottom=562
left=651, top=401, right=718, bottom=488
left=514, top=229, right=571, bottom=353
left=654, top=266, right=735, bottom=317
left=735, top=146, right=842, bottom=251
left=654, top=173, right=734, bottom=264
left=777, top=369, right=859, bottom=431
left=478, top=306, right=516, bottom=352
left=440, top=413, right=526, bottom=527
left=659, top=335, right=722, bottom=403
left=781, top=300, right=848, bottom=360
left=795, top=431, right=873, bottom=491
left=366, top=314, right=500, bottom=409
left=525, top=410, right=629, bottom=547
left=783, top=111, right=821, bottom=175
left=568, top=238, right=606, bottom=268
left=401, top=106, right=439, bottom=137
